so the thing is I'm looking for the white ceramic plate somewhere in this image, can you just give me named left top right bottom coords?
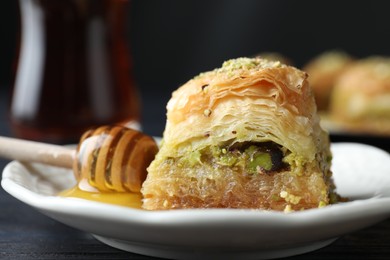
left=2, top=143, right=390, bottom=260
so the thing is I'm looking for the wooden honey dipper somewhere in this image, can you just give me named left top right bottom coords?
left=0, top=125, right=159, bottom=193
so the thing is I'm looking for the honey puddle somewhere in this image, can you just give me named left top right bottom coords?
left=58, top=179, right=143, bottom=209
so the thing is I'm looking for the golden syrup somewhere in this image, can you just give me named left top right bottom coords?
left=58, top=179, right=143, bottom=209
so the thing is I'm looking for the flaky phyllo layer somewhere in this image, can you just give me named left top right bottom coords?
left=141, top=58, right=336, bottom=211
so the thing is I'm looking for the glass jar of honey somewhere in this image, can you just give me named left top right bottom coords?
left=10, top=0, right=140, bottom=144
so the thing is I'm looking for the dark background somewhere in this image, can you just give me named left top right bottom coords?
left=1, top=2, right=390, bottom=259
left=1, top=0, right=390, bottom=136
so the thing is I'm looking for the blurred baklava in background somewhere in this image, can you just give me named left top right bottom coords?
left=303, top=51, right=354, bottom=111
left=327, top=57, right=390, bottom=136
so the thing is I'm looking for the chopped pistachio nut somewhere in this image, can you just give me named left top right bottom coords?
left=203, top=109, right=212, bottom=117
left=280, top=191, right=288, bottom=198
left=187, top=150, right=202, bottom=166
left=176, top=142, right=287, bottom=175
left=218, top=154, right=237, bottom=166
left=280, top=191, right=302, bottom=205
left=283, top=153, right=305, bottom=176
left=284, top=204, right=294, bottom=213
left=249, top=152, right=272, bottom=173
left=220, top=57, right=283, bottom=73
left=210, top=146, right=222, bottom=157
left=194, top=57, right=285, bottom=80
left=245, top=145, right=273, bottom=173
left=318, top=201, right=327, bottom=208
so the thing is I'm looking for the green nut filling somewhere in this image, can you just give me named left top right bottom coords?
left=178, top=143, right=286, bottom=174
left=219, top=154, right=238, bottom=166
left=247, top=152, right=272, bottom=173
left=187, top=150, right=202, bottom=166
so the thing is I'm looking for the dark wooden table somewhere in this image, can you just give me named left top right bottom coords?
left=0, top=88, right=389, bottom=260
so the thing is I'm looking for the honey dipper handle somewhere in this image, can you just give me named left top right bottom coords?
left=0, top=136, right=74, bottom=168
